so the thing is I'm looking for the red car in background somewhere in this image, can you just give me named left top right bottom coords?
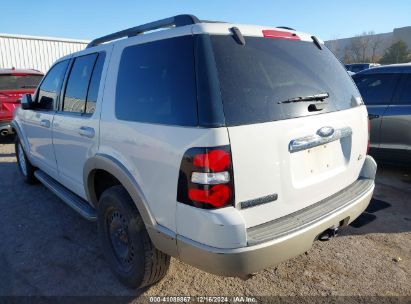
left=0, top=68, right=44, bottom=136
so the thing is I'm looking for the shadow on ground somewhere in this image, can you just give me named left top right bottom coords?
left=346, top=164, right=411, bottom=235
left=0, top=158, right=143, bottom=297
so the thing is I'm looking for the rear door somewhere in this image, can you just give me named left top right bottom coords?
left=53, top=52, right=107, bottom=199
left=380, top=73, right=411, bottom=162
left=23, top=60, right=69, bottom=178
left=353, top=72, right=400, bottom=149
left=210, top=34, right=368, bottom=227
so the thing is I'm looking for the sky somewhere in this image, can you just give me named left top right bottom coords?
left=1, top=0, right=410, bottom=41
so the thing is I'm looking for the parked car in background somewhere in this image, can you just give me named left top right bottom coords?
left=353, top=63, right=411, bottom=164
left=346, top=63, right=380, bottom=74
left=13, top=15, right=376, bottom=289
left=0, top=68, right=43, bottom=136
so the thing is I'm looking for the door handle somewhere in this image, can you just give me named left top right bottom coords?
left=40, top=119, right=51, bottom=128
left=368, top=114, right=380, bottom=120
left=79, top=126, right=95, bottom=138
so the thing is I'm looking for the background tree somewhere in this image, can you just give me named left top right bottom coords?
left=347, top=36, right=363, bottom=62
left=343, top=47, right=353, bottom=64
left=379, top=40, right=410, bottom=64
left=347, top=32, right=373, bottom=63
left=368, top=32, right=384, bottom=63
left=358, top=32, right=372, bottom=62
left=327, top=35, right=340, bottom=57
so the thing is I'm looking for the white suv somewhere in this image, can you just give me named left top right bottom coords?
left=13, top=15, right=377, bottom=288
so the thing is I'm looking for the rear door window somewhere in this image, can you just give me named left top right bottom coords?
left=394, top=74, right=411, bottom=105
left=115, top=36, right=197, bottom=126
left=63, top=53, right=98, bottom=113
left=61, top=52, right=105, bottom=115
left=85, top=53, right=106, bottom=114
left=210, top=35, right=361, bottom=126
left=353, top=73, right=400, bottom=105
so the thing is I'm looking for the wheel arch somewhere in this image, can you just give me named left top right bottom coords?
left=11, top=120, right=30, bottom=154
left=83, top=153, right=157, bottom=229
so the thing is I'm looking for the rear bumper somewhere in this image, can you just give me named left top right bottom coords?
left=175, top=156, right=376, bottom=277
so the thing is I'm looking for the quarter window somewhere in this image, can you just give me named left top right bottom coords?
left=115, top=36, right=198, bottom=126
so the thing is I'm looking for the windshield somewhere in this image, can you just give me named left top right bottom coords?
left=0, top=74, right=43, bottom=91
left=210, top=35, right=361, bottom=126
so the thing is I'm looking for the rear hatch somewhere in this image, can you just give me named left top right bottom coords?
left=209, top=33, right=368, bottom=228
left=0, top=74, right=42, bottom=122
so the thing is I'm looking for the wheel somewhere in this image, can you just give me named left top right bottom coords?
left=15, top=137, right=37, bottom=184
left=98, top=185, right=170, bottom=288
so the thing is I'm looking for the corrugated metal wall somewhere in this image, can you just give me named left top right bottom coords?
left=0, top=33, right=89, bottom=73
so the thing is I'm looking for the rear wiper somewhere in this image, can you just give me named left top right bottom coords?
left=278, top=92, right=329, bottom=104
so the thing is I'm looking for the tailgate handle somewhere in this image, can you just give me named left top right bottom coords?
left=289, top=126, right=352, bottom=153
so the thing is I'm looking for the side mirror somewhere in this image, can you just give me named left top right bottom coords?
left=21, top=94, right=34, bottom=110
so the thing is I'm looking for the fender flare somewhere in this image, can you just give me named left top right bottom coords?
left=11, top=120, right=30, bottom=155
left=83, top=153, right=156, bottom=229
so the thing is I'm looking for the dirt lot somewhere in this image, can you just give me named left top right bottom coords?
left=0, top=136, right=410, bottom=301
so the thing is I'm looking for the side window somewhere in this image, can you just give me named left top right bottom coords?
left=37, top=60, right=69, bottom=110
left=85, top=53, right=106, bottom=114
left=115, top=36, right=197, bottom=126
left=394, top=74, right=411, bottom=105
left=353, top=73, right=399, bottom=105
left=63, top=53, right=98, bottom=113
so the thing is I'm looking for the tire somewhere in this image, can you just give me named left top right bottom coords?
left=15, top=137, right=37, bottom=184
left=98, top=185, right=170, bottom=288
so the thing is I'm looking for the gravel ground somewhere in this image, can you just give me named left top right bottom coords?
left=0, top=136, right=410, bottom=301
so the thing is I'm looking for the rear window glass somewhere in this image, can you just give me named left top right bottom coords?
left=353, top=73, right=399, bottom=105
left=394, top=74, right=411, bottom=105
left=210, top=36, right=361, bottom=126
left=115, top=36, right=197, bottom=126
left=0, top=74, right=43, bottom=90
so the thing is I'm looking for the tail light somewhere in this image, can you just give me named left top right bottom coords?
left=177, top=146, right=234, bottom=209
left=367, top=119, right=371, bottom=154
left=262, top=29, right=300, bottom=40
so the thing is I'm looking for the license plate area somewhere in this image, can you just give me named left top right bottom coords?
left=290, top=140, right=346, bottom=187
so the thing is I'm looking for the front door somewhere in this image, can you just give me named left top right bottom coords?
left=354, top=72, right=401, bottom=150
left=23, top=60, right=69, bottom=178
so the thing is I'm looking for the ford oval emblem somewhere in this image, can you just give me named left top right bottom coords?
left=317, top=126, right=334, bottom=137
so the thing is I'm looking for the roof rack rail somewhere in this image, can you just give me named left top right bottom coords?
left=277, top=26, right=296, bottom=31
left=87, top=14, right=200, bottom=48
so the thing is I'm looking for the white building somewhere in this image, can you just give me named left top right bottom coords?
left=325, top=26, right=411, bottom=63
left=0, top=33, right=89, bottom=73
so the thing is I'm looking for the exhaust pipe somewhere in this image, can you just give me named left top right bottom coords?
left=0, top=125, right=14, bottom=136
left=318, top=227, right=339, bottom=241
